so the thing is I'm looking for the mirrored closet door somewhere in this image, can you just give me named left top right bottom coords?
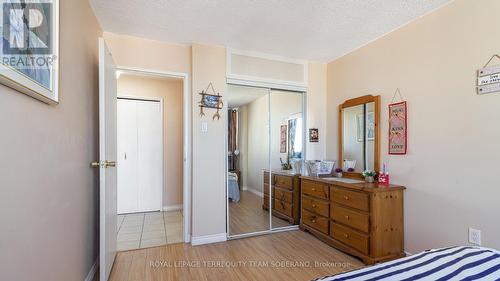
left=227, top=85, right=270, bottom=236
left=269, top=90, right=304, bottom=230
left=227, top=85, right=305, bottom=237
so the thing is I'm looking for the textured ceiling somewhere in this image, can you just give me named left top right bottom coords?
left=90, top=0, right=452, bottom=62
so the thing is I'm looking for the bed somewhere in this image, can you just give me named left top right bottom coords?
left=228, top=172, right=240, bottom=202
left=316, top=246, right=500, bottom=281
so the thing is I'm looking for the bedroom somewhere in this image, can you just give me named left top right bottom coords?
left=0, top=0, right=499, bottom=281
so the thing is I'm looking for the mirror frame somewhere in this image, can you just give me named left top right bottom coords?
left=339, top=95, right=381, bottom=179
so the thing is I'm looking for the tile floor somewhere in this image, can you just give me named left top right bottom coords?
left=117, top=211, right=183, bottom=251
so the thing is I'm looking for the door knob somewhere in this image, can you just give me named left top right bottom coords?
left=90, top=161, right=116, bottom=168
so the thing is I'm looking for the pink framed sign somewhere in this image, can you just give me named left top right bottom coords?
left=389, top=101, right=407, bottom=155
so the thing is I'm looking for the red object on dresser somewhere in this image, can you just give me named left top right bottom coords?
left=378, top=173, right=390, bottom=185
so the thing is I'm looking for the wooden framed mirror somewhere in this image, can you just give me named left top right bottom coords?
left=339, top=95, right=380, bottom=179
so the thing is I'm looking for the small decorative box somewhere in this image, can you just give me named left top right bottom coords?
left=378, top=173, right=390, bottom=185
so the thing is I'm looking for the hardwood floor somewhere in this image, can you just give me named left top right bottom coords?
left=229, top=190, right=290, bottom=235
left=107, top=230, right=364, bottom=281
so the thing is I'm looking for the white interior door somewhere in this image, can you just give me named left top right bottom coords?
left=136, top=100, right=163, bottom=212
left=117, top=98, right=162, bottom=214
left=117, top=99, right=139, bottom=214
left=98, top=38, right=117, bottom=281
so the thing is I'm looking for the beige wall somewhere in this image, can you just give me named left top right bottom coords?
left=191, top=44, right=227, bottom=237
left=246, top=94, right=270, bottom=193
left=0, top=0, right=102, bottom=280
left=326, top=0, right=500, bottom=253
left=117, top=75, right=184, bottom=207
left=103, top=32, right=191, bottom=75
left=307, top=62, right=328, bottom=160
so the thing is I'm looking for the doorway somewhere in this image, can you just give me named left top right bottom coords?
left=117, top=97, right=163, bottom=214
left=98, top=39, right=192, bottom=281
left=115, top=71, right=186, bottom=251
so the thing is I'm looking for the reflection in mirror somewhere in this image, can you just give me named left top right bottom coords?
left=270, top=90, right=304, bottom=230
left=227, top=84, right=270, bottom=236
left=288, top=117, right=303, bottom=161
left=342, top=102, right=375, bottom=172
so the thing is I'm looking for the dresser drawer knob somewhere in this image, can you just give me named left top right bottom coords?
left=344, top=215, right=350, bottom=220
left=311, top=216, right=317, bottom=223
left=312, top=187, right=316, bottom=191
left=344, top=196, right=350, bottom=200
left=344, top=234, right=349, bottom=238
left=312, top=204, right=317, bottom=208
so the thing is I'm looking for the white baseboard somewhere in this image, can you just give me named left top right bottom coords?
left=84, top=258, right=99, bottom=281
left=247, top=188, right=263, bottom=198
left=404, top=251, right=412, bottom=256
left=242, top=186, right=249, bottom=191
left=163, top=204, right=183, bottom=212
left=191, top=233, right=227, bottom=246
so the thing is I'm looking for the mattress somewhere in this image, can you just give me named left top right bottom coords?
left=316, top=246, right=500, bottom=281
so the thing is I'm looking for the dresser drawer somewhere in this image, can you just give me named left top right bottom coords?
left=275, top=175, right=293, bottom=190
left=331, top=204, right=369, bottom=233
left=263, top=172, right=271, bottom=184
left=331, top=187, right=369, bottom=211
left=263, top=184, right=272, bottom=197
left=263, top=195, right=271, bottom=209
left=302, top=180, right=330, bottom=200
left=274, top=199, right=292, bottom=217
left=302, top=209, right=329, bottom=235
left=302, top=196, right=329, bottom=217
left=274, top=187, right=292, bottom=203
left=331, top=222, right=369, bottom=255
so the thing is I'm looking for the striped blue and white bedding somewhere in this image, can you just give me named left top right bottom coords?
left=317, top=246, right=500, bottom=281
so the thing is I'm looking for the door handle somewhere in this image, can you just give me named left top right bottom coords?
left=90, top=160, right=117, bottom=168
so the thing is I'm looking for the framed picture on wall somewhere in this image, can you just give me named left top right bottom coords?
left=309, top=128, right=319, bottom=142
left=389, top=101, right=408, bottom=154
left=280, top=125, right=287, bottom=153
left=0, top=0, right=60, bottom=104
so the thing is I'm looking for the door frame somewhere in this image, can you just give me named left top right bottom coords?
left=117, top=96, right=164, bottom=214
left=116, top=66, right=192, bottom=243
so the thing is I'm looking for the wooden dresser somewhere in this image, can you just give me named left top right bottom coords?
left=262, top=170, right=301, bottom=224
left=299, top=176, right=405, bottom=264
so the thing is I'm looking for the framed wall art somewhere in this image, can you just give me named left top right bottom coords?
left=389, top=101, right=408, bottom=155
left=280, top=124, right=287, bottom=153
left=0, top=0, right=60, bottom=104
left=309, top=128, right=319, bottom=143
